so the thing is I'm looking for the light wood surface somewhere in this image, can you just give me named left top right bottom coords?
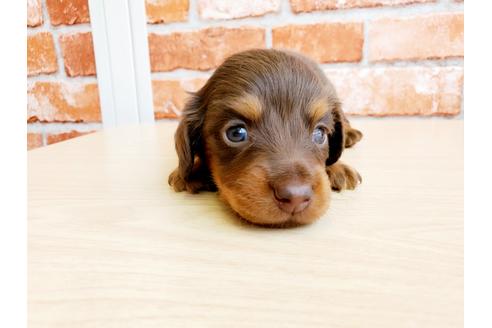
left=28, top=119, right=463, bottom=328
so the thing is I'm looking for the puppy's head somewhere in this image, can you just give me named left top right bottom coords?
left=170, top=49, right=344, bottom=226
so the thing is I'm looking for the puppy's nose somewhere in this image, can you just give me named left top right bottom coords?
left=274, top=182, right=313, bottom=214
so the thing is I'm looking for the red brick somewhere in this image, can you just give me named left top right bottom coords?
left=149, top=27, right=265, bottom=71
left=369, top=13, right=464, bottom=62
left=146, top=0, right=189, bottom=23
left=46, top=0, right=90, bottom=26
left=59, top=32, right=96, bottom=77
left=325, top=67, right=463, bottom=116
left=152, top=79, right=207, bottom=119
left=272, top=23, right=363, bottom=63
left=27, top=0, right=43, bottom=27
left=27, top=81, right=101, bottom=122
left=27, top=32, right=58, bottom=76
left=290, top=0, right=435, bottom=12
left=47, top=130, right=94, bottom=145
left=27, top=133, right=43, bottom=150
left=198, top=0, right=280, bottom=20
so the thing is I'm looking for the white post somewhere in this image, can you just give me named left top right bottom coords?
left=88, top=0, right=154, bottom=127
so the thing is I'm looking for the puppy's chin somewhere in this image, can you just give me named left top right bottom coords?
left=236, top=207, right=328, bottom=228
left=215, top=166, right=331, bottom=227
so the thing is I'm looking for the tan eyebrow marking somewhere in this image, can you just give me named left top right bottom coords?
left=309, top=98, right=330, bottom=123
left=225, top=94, right=263, bottom=121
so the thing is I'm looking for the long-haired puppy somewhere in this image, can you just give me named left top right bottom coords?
left=169, top=49, right=362, bottom=226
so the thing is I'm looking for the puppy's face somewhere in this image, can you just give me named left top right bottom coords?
left=170, top=49, right=345, bottom=226
left=203, top=94, right=335, bottom=226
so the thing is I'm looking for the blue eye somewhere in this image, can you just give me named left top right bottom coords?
left=226, top=125, right=248, bottom=143
left=312, top=127, right=327, bottom=144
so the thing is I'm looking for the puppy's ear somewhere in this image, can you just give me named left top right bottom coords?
left=175, top=95, right=204, bottom=179
left=169, top=94, right=214, bottom=193
left=326, top=103, right=345, bottom=167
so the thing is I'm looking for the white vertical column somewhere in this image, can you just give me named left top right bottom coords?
left=128, top=0, right=155, bottom=124
left=88, top=0, right=154, bottom=127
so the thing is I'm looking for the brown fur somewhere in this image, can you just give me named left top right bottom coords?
left=168, top=49, right=362, bottom=226
left=326, top=162, right=362, bottom=191
left=223, top=93, right=263, bottom=121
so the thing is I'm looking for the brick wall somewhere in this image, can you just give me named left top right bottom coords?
left=27, top=0, right=100, bottom=150
left=27, top=0, right=464, bottom=150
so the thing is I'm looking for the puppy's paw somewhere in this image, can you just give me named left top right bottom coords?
left=168, top=169, right=187, bottom=192
left=326, top=163, right=362, bottom=192
left=345, top=127, right=363, bottom=148
left=168, top=168, right=217, bottom=193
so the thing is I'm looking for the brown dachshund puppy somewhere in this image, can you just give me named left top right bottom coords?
left=169, top=49, right=362, bottom=226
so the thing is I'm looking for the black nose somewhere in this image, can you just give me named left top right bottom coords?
left=273, top=182, right=313, bottom=214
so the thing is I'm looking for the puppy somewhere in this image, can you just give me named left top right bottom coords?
left=169, top=49, right=362, bottom=226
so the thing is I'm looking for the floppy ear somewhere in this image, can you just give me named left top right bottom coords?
left=326, top=103, right=345, bottom=167
left=174, top=95, right=204, bottom=180
left=168, top=94, right=215, bottom=193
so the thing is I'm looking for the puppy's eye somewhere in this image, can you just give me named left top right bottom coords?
left=225, top=125, right=248, bottom=143
left=312, top=127, right=327, bottom=145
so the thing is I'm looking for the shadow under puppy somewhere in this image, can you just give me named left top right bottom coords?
left=169, top=49, right=362, bottom=226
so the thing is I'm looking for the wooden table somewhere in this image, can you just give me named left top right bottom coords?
left=28, top=119, right=463, bottom=327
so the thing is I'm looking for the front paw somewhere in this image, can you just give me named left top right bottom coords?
left=168, top=169, right=217, bottom=193
left=326, top=163, right=362, bottom=192
left=168, top=169, right=187, bottom=192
